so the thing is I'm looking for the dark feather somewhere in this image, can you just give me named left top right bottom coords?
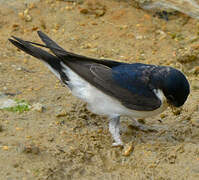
left=37, top=31, right=122, bottom=68
left=8, top=37, right=68, bottom=82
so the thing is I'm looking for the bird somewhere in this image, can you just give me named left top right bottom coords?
left=9, top=31, right=190, bottom=146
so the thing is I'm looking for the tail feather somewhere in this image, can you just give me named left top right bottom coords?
left=37, top=31, right=67, bottom=57
left=9, top=37, right=68, bottom=82
left=36, top=31, right=122, bottom=68
left=37, top=31, right=87, bottom=60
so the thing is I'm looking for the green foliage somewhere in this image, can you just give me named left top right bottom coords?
left=3, top=99, right=30, bottom=113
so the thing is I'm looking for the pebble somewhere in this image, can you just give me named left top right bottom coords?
left=160, top=113, right=167, bottom=119
left=20, top=144, right=40, bottom=155
left=0, top=98, right=17, bottom=109
left=32, top=103, right=44, bottom=112
left=135, top=35, right=146, bottom=40
left=79, top=0, right=106, bottom=17
left=123, top=143, right=134, bottom=156
left=2, top=146, right=9, bottom=150
left=176, top=47, right=198, bottom=64
left=80, top=8, right=88, bottom=14
left=56, top=108, right=68, bottom=117
left=81, top=43, right=92, bottom=49
left=171, top=107, right=182, bottom=115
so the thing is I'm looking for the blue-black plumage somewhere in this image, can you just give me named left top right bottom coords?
left=9, top=31, right=190, bottom=146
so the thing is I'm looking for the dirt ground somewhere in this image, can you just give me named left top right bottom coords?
left=0, top=0, right=199, bottom=179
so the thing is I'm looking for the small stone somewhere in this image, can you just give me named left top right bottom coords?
left=123, top=143, right=134, bottom=156
left=2, top=146, right=9, bottom=150
left=160, top=113, right=167, bottom=118
left=25, top=14, right=32, bottom=22
left=16, top=67, right=22, bottom=71
left=13, top=163, right=19, bottom=168
left=171, top=107, right=182, bottom=115
left=32, top=103, right=44, bottom=112
left=21, top=144, right=40, bottom=154
left=56, top=109, right=67, bottom=117
left=176, top=46, right=198, bottom=64
left=91, top=21, right=98, bottom=25
left=24, top=9, right=29, bottom=15
left=0, top=98, right=17, bottom=109
left=95, top=9, right=105, bottom=16
left=168, top=152, right=176, bottom=164
left=90, top=48, right=98, bottom=53
left=80, top=8, right=89, bottom=14
left=81, top=43, right=92, bottom=49
left=65, top=6, right=73, bottom=10
left=135, top=35, right=145, bottom=40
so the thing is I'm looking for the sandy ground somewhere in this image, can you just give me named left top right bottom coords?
left=0, top=0, right=199, bottom=179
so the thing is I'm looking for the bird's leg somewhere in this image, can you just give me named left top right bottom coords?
left=109, top=116, right=123, bottom=146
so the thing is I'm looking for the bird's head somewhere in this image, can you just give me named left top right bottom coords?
left=152, top=67, right=190, bottom=107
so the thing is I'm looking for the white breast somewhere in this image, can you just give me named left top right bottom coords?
left=60, top=62, right=168, bottom=118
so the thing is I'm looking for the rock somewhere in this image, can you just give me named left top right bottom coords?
left=0, top=94, right=30, bottom=112
left=80, top=8, right=89, bottom=14
left=131, top=0, right=152, bottom=8
left=171, top=107, right=182, bottom=115
left=0, top=94, right=17, bottom=109
left=140, top=0, right=199, bottom=20
left=176, top=46, right=199, bottom=64
left=32, top=103, right=44, bottom=112
left=160, top=113, right=167, bottom=119
left=80, top=0, right=106, bottom=17
left=20, top=143, right=40, bottom=155
left=123, top=143, right=134, bottom=156
left=55, top=108, right=68, bottom=117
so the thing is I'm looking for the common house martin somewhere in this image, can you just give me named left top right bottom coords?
left=9, top=31, right=190, bottom=146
